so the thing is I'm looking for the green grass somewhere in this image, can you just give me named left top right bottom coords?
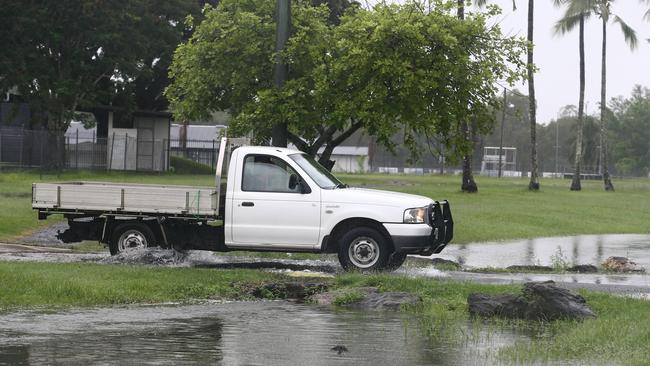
left=1, top=170, right=649, bottom=243
left=0, top=261, right=277, bottom=310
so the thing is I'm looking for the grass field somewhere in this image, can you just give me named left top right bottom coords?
left=0, top=261, right=647, bottom=365
left=1, top=169, right=649, bottom=243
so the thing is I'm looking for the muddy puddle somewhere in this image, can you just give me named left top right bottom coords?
left=0, top=302, right=527, bottom=366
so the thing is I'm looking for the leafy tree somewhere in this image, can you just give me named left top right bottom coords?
left=0, top=0, right=199, bottom=133
left=166, top=0, right=527, bottom=169
left=609, top=86, right=650, bottom=177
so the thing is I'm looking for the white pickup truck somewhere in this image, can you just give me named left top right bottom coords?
left=32, top=138, right=453, bottom=271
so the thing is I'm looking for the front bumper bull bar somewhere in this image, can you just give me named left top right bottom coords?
left=427, top=200, right=453, bottom=254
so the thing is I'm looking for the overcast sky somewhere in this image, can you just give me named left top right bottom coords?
left=372, top=1, right=650, bottom=124
left=482, top=0, right=650, bottom=124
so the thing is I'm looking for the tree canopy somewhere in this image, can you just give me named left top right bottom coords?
left=165, top=0, right=527, bottom=166
left=0, top=0, right=200, bottom=132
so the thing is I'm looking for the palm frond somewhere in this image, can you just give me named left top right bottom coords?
left=613, top=15, right=638, bottom=50
left=474, top=0, right=488, bottom=8
left=564, top=0, right=596, bottom=17
left=552, top=0, right=568, bottom=7
left=554, top=12, right=584, bottom=35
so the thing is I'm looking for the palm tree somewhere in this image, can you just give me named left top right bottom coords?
left=596, top=0, right=637, bottom=191
left=526, top=0, right=540, bottom=191
left=553, top=0, right=594, bottom=191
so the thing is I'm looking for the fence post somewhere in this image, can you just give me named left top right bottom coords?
left=124, top=133, right=128, bottom=170
left=108, top=132, right=115, bottom=171
left=75, top=129, right=79, bottom=169
left=212, top=139, right=215, bottom=169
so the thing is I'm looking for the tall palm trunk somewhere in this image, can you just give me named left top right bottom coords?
left=570, top=15, right=585, bottom=191
left=527, top=0, right=540, bottom=190
left=458, top=0, right=478, bottom=193
left=600, top=17, right=614, bottom=191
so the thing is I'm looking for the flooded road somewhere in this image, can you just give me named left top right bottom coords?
left=0, top=302, right=524, bottom=366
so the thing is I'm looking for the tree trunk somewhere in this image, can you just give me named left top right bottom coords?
left=461, top=120, right=478, bottom=192
left=570, top=15, right=585, bottom=191
left=271, top=0, right=290, bottom=147
left=457, top=0, right=478, bottom=193
left=527, top=0, right=540, bottom=191
left=318, top=120, right=364, bottom=171
left=600, top=17, right=614, bottom=191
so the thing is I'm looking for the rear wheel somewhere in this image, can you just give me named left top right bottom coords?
left=338, top=227, right=391, bottom=272
left=109, top=222, right=155, bottom=255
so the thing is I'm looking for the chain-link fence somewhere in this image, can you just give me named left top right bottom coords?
left=0, top=129, right=221, bottom=172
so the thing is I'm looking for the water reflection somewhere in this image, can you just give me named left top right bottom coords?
left=0, top=302, right=526, bottom=366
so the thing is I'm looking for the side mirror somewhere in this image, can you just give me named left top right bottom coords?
left=288, top=174, right=299, bottom=190
left=289, top=174, right=311, bottom=194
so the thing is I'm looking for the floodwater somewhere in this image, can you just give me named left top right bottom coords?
left=0, top=302, right=525, bottom=366
left=436, top=234, right=650, bottom=270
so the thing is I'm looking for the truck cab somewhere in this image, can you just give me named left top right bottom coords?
left=33, top=139, right=453, bottom=271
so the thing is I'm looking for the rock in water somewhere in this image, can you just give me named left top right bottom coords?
left=522, top=281, right=595, bottom=321
left=567, top=264, right=598, bottom=273
left=468, top=281, right=596, bottom=321
left=602, top=257, right=645, bottom=273
left=467, top=293, right=527, bottom=318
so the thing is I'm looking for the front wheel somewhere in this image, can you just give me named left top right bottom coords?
left=109, top=222, right=155, bottom=255
left=338, top=227, right=391, bottom=272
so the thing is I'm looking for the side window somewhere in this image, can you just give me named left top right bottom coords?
left=242, top=154, right=302, bottom=193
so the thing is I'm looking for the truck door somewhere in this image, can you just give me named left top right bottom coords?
left=231, top=154, right=320, bottom=248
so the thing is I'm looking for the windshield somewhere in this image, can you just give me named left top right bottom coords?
left=289, top=153, right=344, bottom=189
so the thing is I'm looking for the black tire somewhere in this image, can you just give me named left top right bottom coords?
left=386, top=252, right=408, bottom=271
left=337, top=227, right=391, bottom=272
left=109, top=222, right=155, bottom=255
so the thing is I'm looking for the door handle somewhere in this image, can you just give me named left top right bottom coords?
left=242, top=202, right=254, bottom=207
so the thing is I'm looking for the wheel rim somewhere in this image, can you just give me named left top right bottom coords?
left=117, top=229, right=148, bottom=252
left=348, top=236, right=380, bottom=269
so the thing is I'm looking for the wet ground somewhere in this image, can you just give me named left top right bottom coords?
left=3, top=229, right=650, bottom=296
left=434, top=234, right=650, bottom=270
left=0, top=301, right=526, bottom=366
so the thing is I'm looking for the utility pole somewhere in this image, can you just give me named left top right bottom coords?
left=271, top=0, right=290, bottom=147
left=498, top=87, right=506, bottom=178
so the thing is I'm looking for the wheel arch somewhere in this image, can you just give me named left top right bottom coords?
left=322, top=217, right=394, bottom=254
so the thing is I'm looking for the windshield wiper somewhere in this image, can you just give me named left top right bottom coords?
left=336, top=183, right=349, bottom=189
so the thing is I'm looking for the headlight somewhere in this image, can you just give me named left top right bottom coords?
left=403, top=207, right=426, bottom=224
